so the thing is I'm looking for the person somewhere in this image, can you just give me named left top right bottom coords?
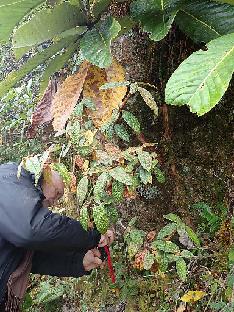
left=0, top=162, right=114, bottom=311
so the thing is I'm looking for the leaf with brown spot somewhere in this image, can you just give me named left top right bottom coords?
left=26, top=80, right=57, bottom=138
left=52, top=60, right=90, bottom=132
left=83, top=59, right=127, bottom=127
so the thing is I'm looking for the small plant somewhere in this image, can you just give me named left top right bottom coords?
left=193, top=201, right=228, bottom=235
left=124, top=213, right=200, bottom=282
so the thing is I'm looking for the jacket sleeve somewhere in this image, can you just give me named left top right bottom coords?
left=31, top=250, right=90, bottom=278
left=0, top=164, right=101, bottom=252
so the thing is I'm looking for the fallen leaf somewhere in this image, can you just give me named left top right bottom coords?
left=176, top=303, right=186, bottom=312
left=70, top=174, right=77, bottom=193
left=147, top=230, right=156, bottom=242
left=52, top=60, right=90, bottom=132
left=104, top=143, right=122, bottom=156
left=83, top=59, right=127, bottom=127
left=83, top=129, right=97, bottom=146
left=181, top=290, right=206, bottom=303
left=133, top=249, right=147, bottom=270
left=74, top=154, right=85, bottom=169
left=124, top=187, right=137, bottom=200
left=26, top=80, right=57, bottom=138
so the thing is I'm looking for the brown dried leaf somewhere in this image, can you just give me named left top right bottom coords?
left=133, top=249, right=147, bottom=270
left=70, top=174, right=77, bottom=193
left=124, top=187, right=137, bottom=200
left=83, top=59, right=127, bottom=127
left=52, top=60, right=90, bottom=132
left=176, top=303, right=186, bottom=312
left=26, top=80, right=56, bottom=138
left=147, top=230, right=156, bottom=242
left=104, top=143, right=122, bottom=156
left=74, top=154, right=85, bottom=169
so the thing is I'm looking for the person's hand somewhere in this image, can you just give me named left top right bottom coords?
left=98, top=229, right=115, bottom=247
left=83, top=248, right=102, bottom=271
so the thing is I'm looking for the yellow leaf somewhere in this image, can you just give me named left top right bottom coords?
left=83, top=59, right=127, bottom=127
left=181, top=291, right=206, bottom=303
left=82, top=160, right=89, bottom=172
left=52, top=60, right=90, bottom=132
left=83, top=130, right=97, bottom=146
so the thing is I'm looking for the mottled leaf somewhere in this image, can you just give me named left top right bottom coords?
left=109, top=167, right=133, bottom=185
left=122, top=110, right=141, bottom=134
left=138, top=150, right=152, bottom=172
left=100, top=81, right=130, bottom=90
left=93, top=172, right=110, bottom=203
left=176, top=258, right=187, bottom=281
left=152, top=240, right=180, bottom=254
left=139, top=167, right=152, bottom=185
left=143, top=251, right=155, bottom=270
left=164, top=213, right=183, bottom=224
left=52, top=60, right=90, bottom=132
left=157, top=223, right=177, bottom=240
left=107, top=206, right=119, bottom=224
left=19, top=150, right=50, bottom=185
left=185, top=225, right=201, bottom=247
left=93, top=204, right=109, bottom=234
left=112, top=180, right=125, bottom=203
left=154, top=167, right=166, bottom=183
left=73, top=102, right=84, bottom=117
left=180, top=250, right=194, bottom=258
left=114, top=124, right=130, bottom=142
left=80, top=16, right=121, bottom=68
left=77, top=176, right=89, bottom=206
left=80, top=206, right=89, bottom=231
left=138, top=87, right=158, bottom=116
left=52, top=163, right=71, bottom=186
left=81, top=98, right=96, bottom=110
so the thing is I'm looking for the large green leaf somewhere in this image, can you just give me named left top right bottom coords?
left=80, top=16, right=121, bottom=68
left=12, top=2, right=86, bottom=50
left=0, top=38, right=74, bottom=98
left=176, top=0, right=234, bottom=43
left=0, top=0, right=44, bottom=43
left=165, top=33, right=234, bottom=116
left=131, top=0, right=177, bottom=41
left=214, top=0, right=234, bottom=4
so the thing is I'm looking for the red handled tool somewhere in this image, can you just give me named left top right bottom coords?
left=99, top=245, right=116, bottom=284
